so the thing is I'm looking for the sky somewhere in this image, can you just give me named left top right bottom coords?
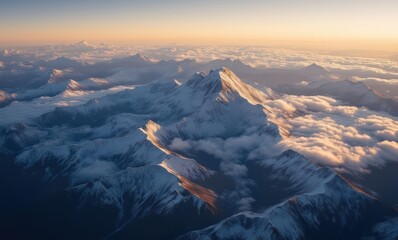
left=1, top=0, right=398, bottom=51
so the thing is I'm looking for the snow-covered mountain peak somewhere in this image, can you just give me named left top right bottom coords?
left=302, top=63, right=328, bottom=74
left=340, top=79, right=372, bottom=91
left=65, top=79, right=83, bottom=91
left=186, top=67, right=270, bottom=105
left=128, top=53, right=151, bottom=63
left=76, top=40, right=90, bottom=46
left=61, top=79, right=85, bottom=97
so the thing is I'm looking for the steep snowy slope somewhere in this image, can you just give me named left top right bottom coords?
left=0, top=90, right=15, bottom=107
left=180, top=151, right=397, bottom=240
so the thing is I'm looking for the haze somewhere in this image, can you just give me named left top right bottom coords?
left=1, top=0, right=398, bottom=52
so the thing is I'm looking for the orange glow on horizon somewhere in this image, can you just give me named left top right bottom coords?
left=1, top=31, right=397, bottom=53
left=1, top=1, right=397, bottom=52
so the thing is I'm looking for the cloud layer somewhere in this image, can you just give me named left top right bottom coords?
left=265, top=95, right=398, bottom=174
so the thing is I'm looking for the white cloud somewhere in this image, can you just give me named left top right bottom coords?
left=72, top=160, right=119, bottom=184
left=263, top=94, right=398, bottom=173
left=169, top=137, right=191, bottom=151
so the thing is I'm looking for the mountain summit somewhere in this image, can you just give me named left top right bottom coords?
left=187, top=67, right=270, bottom=104
left=302, top=63, right=328, bottom=75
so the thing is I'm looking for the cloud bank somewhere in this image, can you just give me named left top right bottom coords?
left=265, top=95, right=398, bottom=174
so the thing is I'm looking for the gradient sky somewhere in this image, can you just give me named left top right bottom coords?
left=1, top=0, right=398, bottom=50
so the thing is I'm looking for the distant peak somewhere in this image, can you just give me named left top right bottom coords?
left=54, top=56, right=70, bottom=61
left=66, top=79, right=83, bottom=91
left=303, top=63, right=328, bottom=73
left=130, top=53, right=150, bottom=62
left=50, top=56, right=80, bottom=64
left=339, top=79, right=373, bottom=92
left=226, top=58, right=245, bottom=64
left=340, top=79, right=367, bottom=87
left=46, top=57, right=81, bottom=68
left=180, top=58, right=197, bottom=64
left=76, top=40, right=89, bottom=46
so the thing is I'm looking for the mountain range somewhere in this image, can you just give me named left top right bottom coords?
left=0, top=67, right=397, bottom=239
